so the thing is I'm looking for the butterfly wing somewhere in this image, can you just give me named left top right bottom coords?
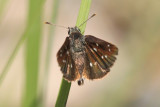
left=83, top=35, right=118, bottom=80
left=57, top=37, right=80, bottom=81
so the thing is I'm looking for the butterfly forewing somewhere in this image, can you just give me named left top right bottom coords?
left=85, top=35, right=118, bottom=55
left=85, top=35, right=118, bottom=67
left=83, top=46, right=109, bottom=79
left=83, top=35, right=118, bottom=79
left=57, top=37, right=70, bottom=68
left=57, top=37, right=80, bottom=81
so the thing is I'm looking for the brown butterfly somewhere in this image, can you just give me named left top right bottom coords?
left=57, top=26, right=118, bottom=86
left=46, top=14, right=118, bottom=86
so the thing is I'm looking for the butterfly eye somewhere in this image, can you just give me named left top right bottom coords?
left=74, top=34, right=80, bottom=40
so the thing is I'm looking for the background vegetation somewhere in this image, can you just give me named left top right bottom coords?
left=0, top=0, right=160, bottom=107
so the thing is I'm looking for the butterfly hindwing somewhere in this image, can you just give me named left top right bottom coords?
left=83, top=35, right=118, bottom=80
left=63, top=53, right=80, bottom=81
left=57, top=37, right=80, bottom=81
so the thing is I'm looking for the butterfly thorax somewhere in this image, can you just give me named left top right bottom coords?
left=68, top=27, right=85, bottom=52
left=69, top=32, right=85, bottom=52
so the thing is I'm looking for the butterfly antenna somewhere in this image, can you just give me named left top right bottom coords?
left=45, top=22, right=68, bottom=29
left=78, top=13, right=96, bottom=28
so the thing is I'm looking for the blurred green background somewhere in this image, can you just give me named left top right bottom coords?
left=0, top=0, right=160, bottom=107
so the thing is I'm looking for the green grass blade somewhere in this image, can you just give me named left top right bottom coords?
left=22, top=0, right=45, bottom=107
left=76, top=0, right=92, bottom=33
left=0, top=32, right=27, bottom=86
left=40, top=0, right=60, bottom=106
left=55, top=78, right=71, bottom=107
left=55, top=0, right=92, bottom=107
left=0, top=0, right=23, bottom=86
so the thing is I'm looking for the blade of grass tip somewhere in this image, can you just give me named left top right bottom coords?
left=55, top=0, right=92, bottom=107
left=22, top=0, right=45, bottom=107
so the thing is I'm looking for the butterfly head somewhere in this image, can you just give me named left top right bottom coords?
left=68, top=26, right=81, bottom=35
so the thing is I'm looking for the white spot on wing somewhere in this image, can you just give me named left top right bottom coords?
left=93, top=48, right=97, bottom=52
left=105, top=55, right=107, bottom=58
left=96, top=43, right=99, bottom=46
left=90, top=63, right=93, bottom=67
left=67, top=51, right=69, bottom=55
left=70, top=64, right=72, bottom=68
left=107, top=44, right=110, bottom=47
left=109, top=49, right=111, bottom=52
left=101, top=56, right=104, bottom=59
left=62, top=60, right=66, bottom=63
left=60, top=54, right=62, bottom=57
